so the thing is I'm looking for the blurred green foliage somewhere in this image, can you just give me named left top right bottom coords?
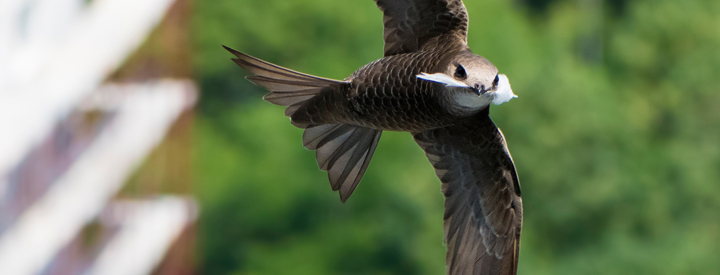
left=192, top=0, right=720, bottom=274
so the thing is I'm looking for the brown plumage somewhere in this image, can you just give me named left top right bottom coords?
left=224, top=0, right=523, bottom=274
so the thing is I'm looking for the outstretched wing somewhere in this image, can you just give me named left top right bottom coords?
left=374, top=0, right=469, bottom=56
left=414, top=109, right=522, bottom=275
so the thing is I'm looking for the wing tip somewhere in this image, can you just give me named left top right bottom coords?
left=337, top=175, right=363, bottom=203
left=339, top=192, right=351, bottom=203
left=222, top=44, right=239, bottom=55
left=223, top=45, right=255, bottom=65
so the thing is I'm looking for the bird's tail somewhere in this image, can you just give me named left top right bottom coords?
left=223, top=45, right=345, bottom=117
left=224, top=46, right=381, bottom=202
left=302, top=124, right=381, bottom=201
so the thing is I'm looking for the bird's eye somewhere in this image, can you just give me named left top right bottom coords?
left=454, top=64, right=467, bottom=80
left=492, top=74, right=500, bottom=88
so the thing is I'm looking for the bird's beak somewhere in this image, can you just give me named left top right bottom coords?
left=471, top=84, right=486, bottom=96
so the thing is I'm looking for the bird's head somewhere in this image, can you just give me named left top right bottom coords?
left=417, top=51, right=517, bottom=114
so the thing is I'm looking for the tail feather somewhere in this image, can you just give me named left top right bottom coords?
left=223, top=45, right=347, bottom=115
left=303, top=124, right=381, bottom=202
left=225, top=45, right=381, bottom=202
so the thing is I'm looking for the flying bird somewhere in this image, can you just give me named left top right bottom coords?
left=224, top=0, right=523, bottom=274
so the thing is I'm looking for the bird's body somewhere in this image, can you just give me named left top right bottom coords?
left=294, top=39, right=463, bottom=132
left=225, top=1, right=523, bottom=274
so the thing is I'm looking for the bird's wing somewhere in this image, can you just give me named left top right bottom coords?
left=413, top=109, right=522, bottom=275
left=374, top=0, right=469, bottom=56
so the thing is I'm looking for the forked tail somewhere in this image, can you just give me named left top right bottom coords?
left=223, top=45, right=347, bottom=116
left=224, top=46, right=381, bottom=201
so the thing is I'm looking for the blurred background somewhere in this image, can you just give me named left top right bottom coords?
left=1, top=0, right=718, bottom=274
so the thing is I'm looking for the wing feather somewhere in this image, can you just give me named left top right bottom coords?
left=374, top=0, right=469, bottom=56
left=414, top=109, right=522, bottom=275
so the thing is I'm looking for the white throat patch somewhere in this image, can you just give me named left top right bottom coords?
left=492, top=74, right=517, bottom=105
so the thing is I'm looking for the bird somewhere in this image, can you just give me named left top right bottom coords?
left=224, top=0, right=523, bottom=274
